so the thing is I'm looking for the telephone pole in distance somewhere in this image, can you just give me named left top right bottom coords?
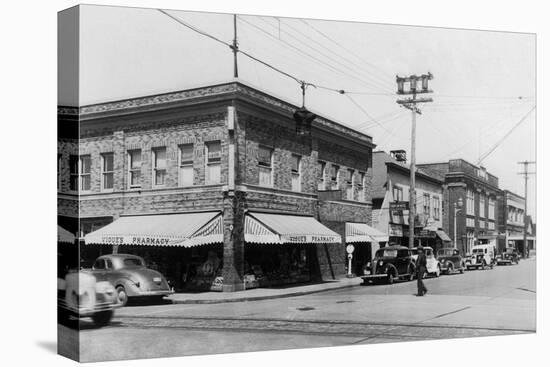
left=518, top=160, right=535, bottom=258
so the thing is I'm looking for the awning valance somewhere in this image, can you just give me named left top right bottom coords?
left=507, top=235, right=536, bottom=241
left=245, top=212, right=341, bottom=244
left=58, top=225, right=76, bottom=244
left=345, top=222, right=389, bottom=243
left=436, top=230, right=452, bottom=242
left=84, top=212, right=223, bottom=247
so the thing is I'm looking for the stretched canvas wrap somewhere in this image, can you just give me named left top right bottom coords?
left=57, top=4, right=536, bottom=362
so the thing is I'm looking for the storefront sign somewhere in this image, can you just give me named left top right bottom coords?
left=389, top=224, right=403, bottom=237
left=99, top=235, right=174, bottom=246
left=417, top=229, right=436, bottom=238
left=282, top=234, right=341, bottom=244
left=390, top=201, right=409, bottom=211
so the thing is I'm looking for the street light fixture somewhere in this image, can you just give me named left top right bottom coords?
left=454, top=198, right=463, bottom=250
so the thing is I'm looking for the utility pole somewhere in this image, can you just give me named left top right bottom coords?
left=396, top=73, right=433, bottom=248
left=231, top=14, right=239, bottom=78
left=518, top=161, right=535, bottom=258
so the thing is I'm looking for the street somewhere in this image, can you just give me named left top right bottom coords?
left=65, top=258, right=536, bottom=362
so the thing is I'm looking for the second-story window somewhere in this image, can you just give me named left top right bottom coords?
left=488, top=197, right=495, bottom=220
left=479, top=194, right=485, bottom=218
left=128, top=149, right=142, bottom=189
left=357, top=171, right=365, bottom=202
left=69, top=155, right=90, bottom=191
left=152, top=147, right=167, bottom=187
left=433, top=197, right=440, bottom=220
left=392, top=185, right=403, bottom=202
left=291, top=154, right=301, bottom=192
left=317, top=161, right=326, bottom=191
left=101, top=153, right=114, bottom=191
left=205, top=141, right=221, bottom=184
left=330, top=165, right=339, bottom=190
left=346, top=169, right=354, bottom=200
left=178, top=144, right=194, bottom=187
left=258, top=145, right=273, bottom=187
left=423, top=193, right=431, bottom=217
left=466, top=189, right=475, bottom=215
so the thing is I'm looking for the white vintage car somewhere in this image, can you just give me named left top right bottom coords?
left=411, top=246, right=441, bottom=277
left=465, top=244, right=496, bottom=270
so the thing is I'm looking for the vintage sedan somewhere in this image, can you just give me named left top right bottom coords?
left=362, top=245, right=416, bottom=284
left=436, top=248, right=465, bottom=274
left=496, top=248, right=520, bottom=265
left=411, top=246, right=441, bottom=277
left=90, top=254, right=174, bottom=306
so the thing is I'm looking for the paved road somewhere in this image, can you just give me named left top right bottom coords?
left=69, top=258, right=536, bottom=362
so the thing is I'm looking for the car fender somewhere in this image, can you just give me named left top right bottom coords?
left=385, top=263, right=398, bottom=277
left=113, top=277, right=141, bottom=297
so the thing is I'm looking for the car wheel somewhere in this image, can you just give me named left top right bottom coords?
left=116, top=286, right=128, bottom=306
left=481, top=261, right=487, bottom=270
left=91, top=310, right=114, bottom=327
left=446, top=263, right=453, bottom=275
left=387, top=272, right=394, bottom=285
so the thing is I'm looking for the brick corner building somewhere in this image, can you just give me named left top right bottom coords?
left=58, top=81, right=380, bottom=292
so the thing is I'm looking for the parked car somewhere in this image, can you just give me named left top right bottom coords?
left=89, top=254, right=174, bottom=306
left=465, top=244, right=496, bottom=270
left=58, top=270, right=120, bottom=327
left=362, top=245, right=416, bottom=284
left=411, top=246, right=441, bottom=277
left=436, top=248, right=465, bottom=274
left=496, top=248, right=520, bottom=265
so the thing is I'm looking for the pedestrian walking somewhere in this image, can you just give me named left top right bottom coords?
left=416, top=246, right=428, bottom=296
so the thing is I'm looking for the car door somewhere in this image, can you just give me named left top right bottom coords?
left=425, top=249, right=435, bottom=272
left=91, top=258, right=106, bottom=281
left=396, top=249, right=410, bottom=275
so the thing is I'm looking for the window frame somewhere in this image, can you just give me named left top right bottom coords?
left=178, top=143, right=194, bottom=187
left=100, top=152, right=114, bottom=192
left=291, top=154, right=301, bottom=192
left=346, top=168, right=354, bottom=200
left=152, top=147, right=167, bottom=187
left=317, top=161, right=326, bottom=191
left=357, top=171, right=365, bottom=202
left=127, top=149, right=142, bottom=190
left=330, top=164, right=340, bottom=190
left=257, top=145, right=273, bottom=188
left=205, top=141, right=222, bottom=185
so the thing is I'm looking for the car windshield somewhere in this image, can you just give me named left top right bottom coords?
left=122, top=258, right=145, bottom=267
left=472, top=249, right=484, bottom=254
left=438, top=249, right=454, bottom=256
left=376, top=249, right=398, bottom=258
left=410, top=249, right=418, bottom=255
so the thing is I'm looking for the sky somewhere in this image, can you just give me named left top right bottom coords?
left=63, top=4, right=537, bottom=219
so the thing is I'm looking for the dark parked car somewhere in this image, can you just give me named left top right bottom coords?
left=90, top=254, right=174, bottom=306
left=496, top=248, right=520, bottom=265
left=362, top=245, right=416, bottom=284
left=436, top=248, right=465, bottom=275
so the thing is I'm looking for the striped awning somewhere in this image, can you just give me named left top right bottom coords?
left=345, top=222, right=389, bottom=243
left=84, top=212, right=223, bottom=247
left=436, top=230, right=452, bottom=242
left=245, top=212, right=341, bottom=244
left=58, top=225, right=76, bottom=244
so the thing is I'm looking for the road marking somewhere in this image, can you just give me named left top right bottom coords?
left=516, top=287, right=536, bottom=293
left=429, top=306, right=471, bottom=320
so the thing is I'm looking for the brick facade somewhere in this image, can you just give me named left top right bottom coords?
left=58, top=82, right=375, bottom=291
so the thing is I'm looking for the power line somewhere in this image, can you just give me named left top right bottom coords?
left=477, top=106, right=535, bottom=164
left=271, top=17, right=395, bottom=93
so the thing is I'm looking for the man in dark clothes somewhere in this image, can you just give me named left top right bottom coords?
left=416, top=246, right=428, bottom=296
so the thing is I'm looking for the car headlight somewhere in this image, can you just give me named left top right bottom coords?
left=366, top=262, right=371, bottom=268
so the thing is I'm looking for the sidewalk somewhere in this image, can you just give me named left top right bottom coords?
left=166, top=277, right=363, bottom=304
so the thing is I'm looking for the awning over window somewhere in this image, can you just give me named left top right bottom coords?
left=345, top=222, right=389, bottom=243
left=84, top=212, right=223, bottom=247
left=507, top=235, right=536, bottom=241
left=436, top=230, right=452, bottom=242
left=58, top=225, right=76, bottom=244
left=245, top=212, right=341, bottom=244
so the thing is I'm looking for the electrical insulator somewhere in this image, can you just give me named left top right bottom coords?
left=421, top=76, right=429, bottom=91
left=397, top=79, right=405, bottom=94
left=409, top=77, right=417, bottom=92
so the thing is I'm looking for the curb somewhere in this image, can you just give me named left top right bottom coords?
left=168, top=281, right=362, bottom=304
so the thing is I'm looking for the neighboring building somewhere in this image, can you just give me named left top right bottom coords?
left=497, top=190, right=535, bottom=254
left=372, top=151, right=450, bottom=253
left=58, top=81, right=378, bottom=292
left=419, top=160, right=500, bottom=256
